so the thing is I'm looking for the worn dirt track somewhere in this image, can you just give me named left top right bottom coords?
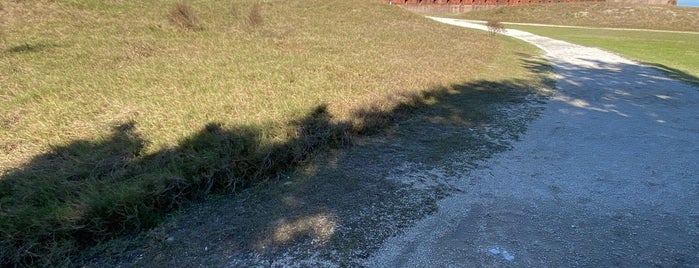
left=364, top=18, right=699, bottom=267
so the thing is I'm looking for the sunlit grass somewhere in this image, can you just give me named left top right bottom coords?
left=0, top=0, right=494, bottom=171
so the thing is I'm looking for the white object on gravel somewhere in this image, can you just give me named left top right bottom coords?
left=489, top=246, right=515, bottom=261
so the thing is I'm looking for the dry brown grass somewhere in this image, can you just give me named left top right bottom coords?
left=457, top=2, right=699, bottom=32
left=487, top=20, right=506, bottom=35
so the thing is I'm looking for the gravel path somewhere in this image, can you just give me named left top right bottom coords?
left=454, top=19, right=699, bottom=35
left=364, top=18, right=699, bottom=267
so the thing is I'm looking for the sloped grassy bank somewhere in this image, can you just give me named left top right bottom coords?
left=1, top=0, right=503, bottom=266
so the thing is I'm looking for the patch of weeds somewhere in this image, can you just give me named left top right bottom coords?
left=168, top=3, right=203, bottom=31
left=1, top=142, right=17, bottom=154
left=487, top=20, right=505, bottom=36
left=0, top=111, right=21, bottom=130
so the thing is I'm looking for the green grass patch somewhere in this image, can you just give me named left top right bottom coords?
left=0, top=0, right=514, bottom=266
left=455, top=2, right=699, bottom=32
left=505, top=25, right=699, bottom=86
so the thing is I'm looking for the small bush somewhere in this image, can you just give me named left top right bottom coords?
left=169, top=3, right=203, bottom=31
left=486, top=20, right=505, bottom=36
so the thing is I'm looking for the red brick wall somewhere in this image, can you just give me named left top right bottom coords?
left=383, top=0, right=672, bottom=5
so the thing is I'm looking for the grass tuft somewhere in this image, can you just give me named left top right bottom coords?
left=487, top=20, right=505, bottom=36
left=245, top=3, right=264, bottom=30
left=168, top=3, right=203, bottom=31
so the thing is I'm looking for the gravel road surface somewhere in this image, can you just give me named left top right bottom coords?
left=364, top=18, right=699, bottom=267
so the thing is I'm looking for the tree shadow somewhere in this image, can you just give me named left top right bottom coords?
left=641, top=62, right=699, bottom=89
left=0, top=83, right=465, bottom=266
left=0, top=106, right=354, bottom=265
left=4, top=42, right=58, bottom=54
left=75, top=75, right=550, bottom=266
left=529, top=54, right=699, bottom=128
left=1, top=121, right=147, bottom=266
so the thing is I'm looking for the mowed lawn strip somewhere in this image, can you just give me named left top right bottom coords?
left=0, top=0, right=527, bottom=266
left=506, top=25, right=699, bottom=85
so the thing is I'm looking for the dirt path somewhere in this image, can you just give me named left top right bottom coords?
left=364, top=18, right=699, bottom=267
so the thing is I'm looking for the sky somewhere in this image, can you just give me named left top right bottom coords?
left=677, top=0, right=699, bottom=7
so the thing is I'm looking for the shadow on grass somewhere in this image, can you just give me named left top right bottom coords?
left=4, top=42, right=57, bottom=54
left=0, top=57, right=553, bottom=267
left=642, top=62, right=699, bottom=89
left=0, top=107, right=348, bottom=266
left=80, top=79, right=549, bottom=266
left=0, top=85, right=470, bottom=266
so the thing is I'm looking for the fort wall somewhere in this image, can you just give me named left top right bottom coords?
left=385, top=0, right=677, bottom=13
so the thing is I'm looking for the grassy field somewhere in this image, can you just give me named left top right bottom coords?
left=456, top=2, right=699, bottom=32
left=0, top=0, right=536, bottom=266
left=505, top=25, right=699, bottom=85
